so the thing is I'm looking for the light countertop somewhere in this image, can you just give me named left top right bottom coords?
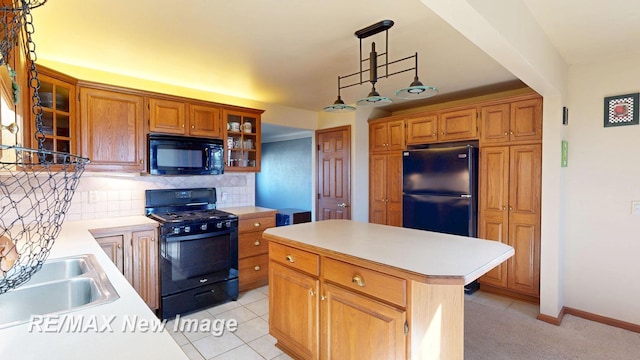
left=263, top=219, right=514, bottom=285
left=0, top=216, right=188, bottom=360
left=222, top=206, right=278, bottom=217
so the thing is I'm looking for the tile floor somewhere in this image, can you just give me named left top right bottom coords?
left=167, top=286, right=539, bottom=360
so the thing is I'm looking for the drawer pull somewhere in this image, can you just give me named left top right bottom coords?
left=254, top=265, right=261, bottom=271
left=254, top=222, right=261, bottom=227
left=352, top=275, right=365, bottom=287
left=254, top=240, right=261, bottom=246
left=286, top=255, right=295, bottom=263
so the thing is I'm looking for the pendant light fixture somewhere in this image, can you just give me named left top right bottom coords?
left=323, top=20, right=438, bottom=113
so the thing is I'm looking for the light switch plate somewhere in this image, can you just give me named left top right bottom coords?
left=632, top=201, right=640, bottom=215
left=221, top=192, right=228, bottom=201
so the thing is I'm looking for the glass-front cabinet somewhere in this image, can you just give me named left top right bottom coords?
left=26, top=69, right=77, bottom=163
left=223, top=108, right=263, bottom=172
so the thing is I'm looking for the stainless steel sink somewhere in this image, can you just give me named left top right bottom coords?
left=0, top=254, right=119, bottom=329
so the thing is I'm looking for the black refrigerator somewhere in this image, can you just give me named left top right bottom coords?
left=402, top=145, right=479, bottom=292
left=402, top=145, right=478, bottom=235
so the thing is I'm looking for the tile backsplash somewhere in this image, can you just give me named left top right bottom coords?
left=65, top=172, right=255, bottom=221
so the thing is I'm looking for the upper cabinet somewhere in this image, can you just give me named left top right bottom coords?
left=23, top=67, right=78, bottom=162
left=79, top=84, right=146, bottom=172
left=480, top=97, right=542, bottom=145
left=223, top=108, right=264, bottom=172
left=148, top=97, right=222, bottom=139
left=369, top=116, right=405, bottom=152
left=406, top=107, right=478, bottom=145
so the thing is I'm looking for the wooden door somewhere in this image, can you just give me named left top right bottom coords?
left=438, top=108, right=477, bottom=142
left=386, top=151, right=403, bottom=227
left=369, top=153, right=387, bottom=225
left=480, top=103, right=510, bottom=144
left=406, top=114, right=438, bottom=144
left=507, top=144, right=541, bottom=296
left=321, top=283, right=406, bottom=360
left=148, top=98, right=186, bottom=135
left=189, top=104, right=221, bottom=138
left=269, top=262, right=319, bottom=360
left=95, top=235, right=124, bottom=273
left=130, top=230, right=159, bottom=310
left=80, top=87, right=145, bottom=172
left=478, top=146, right=509, bottom=287
left=510, top=98, right=542, bottom=142
left=317, top=126, right=351, bottom=220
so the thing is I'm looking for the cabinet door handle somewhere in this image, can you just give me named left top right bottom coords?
left=309, top=289, right=315, bottom=296
left=254, top=240, right=261, bottom=246
left=254, top=265, right=261, bottom=271
left=509, top=206, right=513, bottom=211
left=321, top=295, right=326, bottom=301
left=504, top=132, right=508, bottom=136
left=191, top=125, right=195, bottom=129
left=286, top=255, right=295, bottom=263
left=117, top=243, right=122, bottom=248
left=352, top=275, right=365, bottom=287
left=441, top=132, right=445, bottom=135
left=510, top=131, right=514, bottom=135
left=254, top=222, right=261, bottom=228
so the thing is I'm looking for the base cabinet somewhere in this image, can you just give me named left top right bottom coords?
left=238, top=210, right=277, bottom=291
left=92, top=226, right=159, bottom=310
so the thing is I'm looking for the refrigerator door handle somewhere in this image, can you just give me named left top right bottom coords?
left=461, top=194, right=472, bottom=198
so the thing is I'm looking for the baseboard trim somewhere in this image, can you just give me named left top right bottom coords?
left=538, top=306, right=640, bottom=333
left=537, top=307, right=565, bottom=325
left=478, top=284, right=539, bottom=304
left=564, top=307, right=640, bottom=333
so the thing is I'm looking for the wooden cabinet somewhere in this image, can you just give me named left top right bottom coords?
left=369, top=151, right=403, bottom=227
left=478, top=144, right=541, bottom=298
left=480, top=97, right=542, bottom=144
left=237, top=209, right=277, bottom=291
left=24, top=67, right=78, bottom=160
left=369, top=117, right=405, bottom=152
left=92, top=225, right=159, bottom=310
left=224, top=108, right=264, bottom=172
left=406, top=108, right=477, bottom=144
left=148, top=97, right=222, bottom=138
left=439, top=107, right=478, bottom=142
left=79, top=85, right=145, bottom=172
left=268, top=241, right=409, bottom=360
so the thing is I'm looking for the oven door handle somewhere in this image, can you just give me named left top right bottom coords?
left=165, top=230, right=232, bottom=242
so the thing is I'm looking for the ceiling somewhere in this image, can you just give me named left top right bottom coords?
left=29, top=0, right=640, bottom=116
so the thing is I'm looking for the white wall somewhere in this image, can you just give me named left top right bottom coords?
left=564, top=55, right=640, bottom=324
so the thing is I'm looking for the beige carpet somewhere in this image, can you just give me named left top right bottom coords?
left=465, top=300, right=640, bottom=359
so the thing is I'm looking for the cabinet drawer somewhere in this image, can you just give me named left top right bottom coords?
left=323, top=257, right=406, bottom=307
left=269, top=242, right=320, bottom=276
left=239, top=231, right=269, bottom=259
left=239, top=215, right=276, bottom=233
left=239, top=254, right=269, bottom=287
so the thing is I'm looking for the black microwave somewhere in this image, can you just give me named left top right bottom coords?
left=148, top=134, right=224, bottom=175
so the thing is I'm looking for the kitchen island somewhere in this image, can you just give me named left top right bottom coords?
left=0, top=217, right=188, bottom=360
left=263, top=219, right=514, bottom=360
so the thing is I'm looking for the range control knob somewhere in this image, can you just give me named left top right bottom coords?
left=184, top=226, right=191, bottom=233
left=225, top=221, right=232, bottom=228
left=216, top=222, right=223, bottom=229
left=200, top=223, right=208, bottom=231
left=172, top=227, right=180, bottom=235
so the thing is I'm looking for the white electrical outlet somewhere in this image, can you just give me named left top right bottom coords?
left=221, top=192, right=228, bottom=201
left=632, top=201, right=640, bottom=215
left=89, top=191, right=98, bottom=204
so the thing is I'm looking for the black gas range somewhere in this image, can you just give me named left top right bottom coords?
left=145, top=188, right=239, bottom=320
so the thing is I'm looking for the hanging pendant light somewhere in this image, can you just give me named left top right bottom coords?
left=323, top=76, right=355, bottom=113
left=356, top=84, right=392, bottom=107
left=395, top=53, right=438, bottom=99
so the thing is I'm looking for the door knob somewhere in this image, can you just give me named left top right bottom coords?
left=337, top=203, right=349, bottom=208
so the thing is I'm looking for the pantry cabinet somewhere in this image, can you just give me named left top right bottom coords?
left=369, top=152, right=403, bottom=227
left=478, top=144, right=541, bottom=298
left=79, top=84, right=146, bottom=172
left=369, top=117, right=405, bottom=152
left=91, top=225, right=159, bottom=310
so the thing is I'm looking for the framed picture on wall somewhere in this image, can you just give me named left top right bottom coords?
left=604, top=93, right=639, bottom=127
